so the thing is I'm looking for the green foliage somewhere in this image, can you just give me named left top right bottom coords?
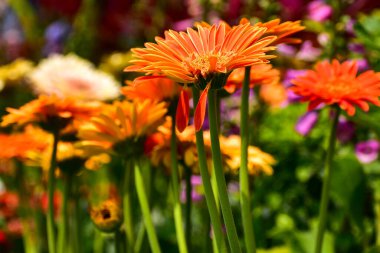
left=355, top=10, right=380, bottom=70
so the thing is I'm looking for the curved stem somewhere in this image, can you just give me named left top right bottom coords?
left=134, top=159, right=162, bottom=253
left=170, top=113, right=188, bottom=253
left=208, top=89, right=242, bottom=253
left=123, top=160, right=135, bottom=252
left=192, top=87, right=226, bottom=253
left=240, top=66, right=256, bottom=253
left=314, top=107, right=340, bottom=253
left=47, top=130, right=59, bottom=253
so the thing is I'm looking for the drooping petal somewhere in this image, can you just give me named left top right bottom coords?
left=176, top=89, right=190, bottom=132
left=194, top=84, right=210, bottom=132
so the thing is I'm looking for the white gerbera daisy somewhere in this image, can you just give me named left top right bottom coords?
left=29, top=54, right=120, bottom=101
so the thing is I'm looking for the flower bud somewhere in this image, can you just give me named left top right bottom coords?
left=89, top=199, right=123, bottom=233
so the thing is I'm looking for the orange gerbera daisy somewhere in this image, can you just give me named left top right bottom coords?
left=1, top=95, right=100, bottom=132
left=291, top=60, right=380, bottom=115
left=259, top=82, right=287, bottom=108
left=125, top=22, right=277, bottom=131
left=77, top=99, right=167, bottom=157
left=251, top=19, right=304, bottom=45
left=198, top=18, right=304, bottom=45
left=146, top=117, right=211, bottom=173
left=225, top=64, right=280, bottom=93
left=0, top=126, right=48, bottom=160
left=219, top=135, right=276, bottom=176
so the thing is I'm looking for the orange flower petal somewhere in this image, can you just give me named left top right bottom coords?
left=133, top=75, right=167, bottom=83
left=194, top=84, right=210, bottom=132
left=292, top=59, right=380, bottom=116
left=176, top=89, right=190, bottom=132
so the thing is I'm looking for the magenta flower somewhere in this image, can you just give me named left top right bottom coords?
left=277, top=44, right=297, bottom=57
left=355, top=140, right=380, bottom=164
left=348, top=43, right=365, bottom=54
left=356, top=59, right=370, bottom=72
left=307, top=0, right=333, bottom=22
left=173, top=19, right=194, bottom=31
left=345, top=18, right=356, bottom=35
left=285, top=69, right=307, bottom=103
left=180, top=175, right=204, bottom=203
left=296, top=41, right=322, bottom=62
left=336, top=118, right=355, bottom=143
left=295, top=111, right=319, bottom=136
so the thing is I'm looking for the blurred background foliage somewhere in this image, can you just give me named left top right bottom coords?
left=1, top=0, right=380, bottom=252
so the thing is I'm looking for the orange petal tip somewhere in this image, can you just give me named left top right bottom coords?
left=194, top=86, right=210, bottom=132
left=176, top=89, right=190, bottom=132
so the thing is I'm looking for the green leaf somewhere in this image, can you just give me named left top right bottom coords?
left=365, top=246, right=380, bottom=253
left=257, top=246, right=291, bottom=253
left=290, top=225, right=335, bottom=253
left=330, top=155, right=366, bottom=229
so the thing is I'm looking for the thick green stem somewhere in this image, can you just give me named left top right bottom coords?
left=192, top=87, right=226, bottom=253
left=58, top=175, right=70, bottom=253
left=94, top=230, right=104, bottom=253
left=184, top=166, right=192, bottom=250
left=134, top=159, right=162, bottom=253
left=240, top=66, right=256, bottom=253
left=47, top=130, right=59, bottom=253
left=314, top=107, right=340, bottom=253
left=135, top=163, right=156, bottom=253
left=202, top=205, right=212, bottom=252
left=208, top=89, right=242, bottom=253
left=123, top=160, right=135, bottom=252
left=211, top=167, right=222, bottom=253
left=170, top=113, right=188, bottom=253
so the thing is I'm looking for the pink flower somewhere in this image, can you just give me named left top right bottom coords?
left=355, top=140, right=380, bottom=164
left=307, top=0, right=333, bottom=22
left=296, top=41, right=322, bottom=62
left=295, top=111, right=319, bottom=136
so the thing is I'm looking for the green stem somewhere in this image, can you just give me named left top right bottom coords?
left=72, top=176, right=81, bottom=253
left=202, top=205, right=212, bottom=252
left=94, top=230, right=104, bottom=253
left=314, top=107, right=340, bottom=253
left=240, top=66, right=256, bottom=253
left=192, top=87, right=226, bottom=253
left=134, top=223, right=146, bottom=253
left=135, top=162, right=156, bottom=253
left=123, top=160, right=135, bottom=252
left=58, top=175, right=70, bottom=253
left=211, top=165, right=223, bottom=253
left=170, top=113, right=188, bottom=253
left=375, top=190, right=380, bottom=246
left=134, top=159, right=162, bottom=253
left=115, top=230, right=124, bottom=253
left=208, top=89, right=242, bottom=253
left=185, top=166, right=192, bottom=250
left=47, top=130, right=59, bottom=253
left=15, top=163, right=37, bottom=253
